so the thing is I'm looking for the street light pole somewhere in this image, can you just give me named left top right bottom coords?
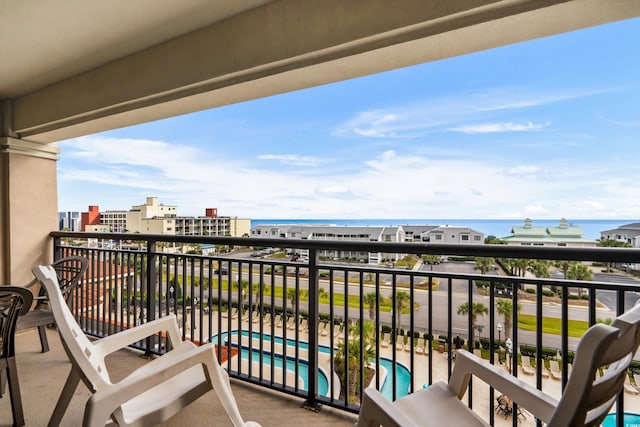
left=497, top=323, right=503, bottom=364
left=505, top=338, right=513, bottom=374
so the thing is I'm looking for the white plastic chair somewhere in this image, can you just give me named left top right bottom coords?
left=33, top=265, right=261, bottom=427
left=357, top=302, right=640, bottom=427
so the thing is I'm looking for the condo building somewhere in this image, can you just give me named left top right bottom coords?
left=501, top=218, right=596, bottom=247
left=250, top=224, right=484, bottom=264
left=76, top=197, right=250, bottom=238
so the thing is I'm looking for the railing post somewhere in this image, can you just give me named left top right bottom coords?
left=52, top=236, right=62, bottom=261
left=145, top=239, right=157, bottom=356
left=303, top=248, right=321, bottom=412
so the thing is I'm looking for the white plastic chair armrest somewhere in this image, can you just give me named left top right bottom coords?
left=449, top=350, right=558, bottom=423
left=357, top=388, right=419, bottom=427
left=85, top=343, right=221, bottom=425
left=93, top=315, right=182, bottom=356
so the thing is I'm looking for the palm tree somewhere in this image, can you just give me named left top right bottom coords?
left=318, top=287, right=329, bottom=303
left=334, top=321, right=376, bottom=402
left=394, top=291, right=410, bottom=331
left=286, top=288, right=307, bottom=322
left=496, top=298, right=521, bottom=341
left=598, top=239, right=632, bottom=272
left=567, top=263, right=593, bottom=298
left=475, top=257, right=494, bottom=274
left=422, top=254, right=441, bottom=271
left=457, top=301, right=488, bottom=348
left=528, top=260, right=550, bottom=278
left=363, top=292, right=377, bottom=322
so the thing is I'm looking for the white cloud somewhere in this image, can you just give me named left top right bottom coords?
left=58, top=134, right=640, bottom=220
left=504, top=165, right=542, bottom=179
left=257, top=154, right=326, bottom=166
left=315, top=186, right=354, bottom=198
left=450, top=121, right=548, bottom=133
left=333, top=87, right=599, bottom=139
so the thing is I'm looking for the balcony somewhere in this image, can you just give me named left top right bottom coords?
left=12, top=231, right=640, bottom=425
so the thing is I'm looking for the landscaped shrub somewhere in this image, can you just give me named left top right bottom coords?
left=381, top=324, right=392, bottom=334
left=520, top=345, right=559, bottom=360
left=475, top=280, right=490, bottom=288
left=448, top=256, right=475, bottom=262
left=526, top=288, right=536, bottom=294
left=520, top=344, right=536, bottom=357
left=541, top=289, right=556, bottom=297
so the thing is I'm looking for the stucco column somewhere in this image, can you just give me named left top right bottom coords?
left=0, top=133, right=59, bottom=285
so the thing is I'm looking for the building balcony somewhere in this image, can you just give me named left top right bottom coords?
left=15, top=231, right=640, bottom=425
left=1, top=327, right=357, bottom=426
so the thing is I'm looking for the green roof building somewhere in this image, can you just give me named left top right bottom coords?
left=501, top=218, right=596, bottom=247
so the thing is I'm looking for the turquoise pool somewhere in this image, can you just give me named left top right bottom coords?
left=601, top=413, right=640, bottom=427
left=215, top=330, right=411, bottom=400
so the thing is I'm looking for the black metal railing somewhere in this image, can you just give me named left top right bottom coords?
left=51, top=231, right=640, bottom=426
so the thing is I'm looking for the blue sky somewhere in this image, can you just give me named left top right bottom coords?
left=58, top=18, right=640, bottom=220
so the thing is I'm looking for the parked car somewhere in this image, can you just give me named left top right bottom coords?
left=214, top=268, right=229, bottom=275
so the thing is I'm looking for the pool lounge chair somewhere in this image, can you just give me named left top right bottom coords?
left=415, top=338, right=426, bottom=355
left=357, top=301, right=640, bottom=427
left=262, top=312, right=271, bottom=325
left=251, top=310, right=261, bottom=324
left=333, top=324, right=341, bottom=338
left=396, top=336, right=405, bottom=351
left=287, top=317, right=297, bottom=330
left=320, top=322, right=330, bottom=336
left=537, top=358, right=550, bottom=377
left=404, top=337, right=415, bottom=352
left=379, top=332, right=389, bottom=348
left=520, top=355, right=535, bottom=375
left=548, top=360, right=562, bottom=380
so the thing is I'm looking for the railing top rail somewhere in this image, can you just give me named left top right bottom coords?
left=51, top=231, right=640, bottom=263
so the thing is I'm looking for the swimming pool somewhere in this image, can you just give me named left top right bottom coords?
left=601, top=413, right=640, bottom=427
left=215, top=330, right=411, bottom=400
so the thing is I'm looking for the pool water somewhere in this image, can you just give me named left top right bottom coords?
left=601, top=413, right=640, bottom=427
left=238, top=346, right=330, bottom=396
left=215, top=330, right=411, bottom=400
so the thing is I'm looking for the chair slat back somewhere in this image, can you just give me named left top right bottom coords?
left=0, top=287, right=33, bottom=358
left=32, top=265, right=111, bottom=389
left=549, top=302, right=640, bottom=427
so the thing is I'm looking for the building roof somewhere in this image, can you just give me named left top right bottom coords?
left=502, top=218, right=595, bottom=245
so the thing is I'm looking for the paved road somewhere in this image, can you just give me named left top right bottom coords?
left=592, top=272, right=640, bottom=312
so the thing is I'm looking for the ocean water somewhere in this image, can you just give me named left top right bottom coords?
left=250, top=219, right=636, bottom=241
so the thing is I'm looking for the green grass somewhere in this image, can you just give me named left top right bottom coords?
left=518, top=313, right=589, bottom=338
left=200, top=277, right=414, bottom=313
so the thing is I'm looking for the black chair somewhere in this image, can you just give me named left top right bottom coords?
left=16, top=256, right=88, bottom=353
left=0, top=286, right=33, bottom=426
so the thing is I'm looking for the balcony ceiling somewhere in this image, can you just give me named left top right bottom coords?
left=1, top=0, right=639, bottom=143
left=0, top=0, right=271, bottom=97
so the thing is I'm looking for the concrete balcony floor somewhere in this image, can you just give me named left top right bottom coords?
left=0, top=328, right=357, bottom=427
left=5, top=325, right=639, bottom=426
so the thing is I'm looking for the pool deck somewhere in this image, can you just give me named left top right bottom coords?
left=226, top=313, right=640, bottom=426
